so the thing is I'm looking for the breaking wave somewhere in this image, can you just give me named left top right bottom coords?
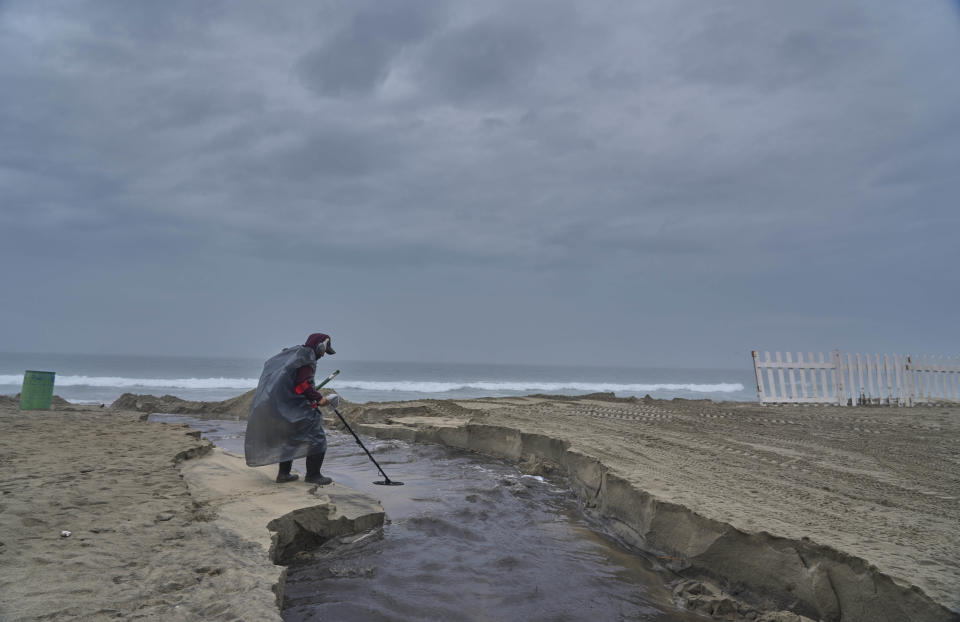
left=335, top=380, right=744, bottom=394
left=0, top=375, right=259, bottom=389
left=0, top=375, right=743, bottom=394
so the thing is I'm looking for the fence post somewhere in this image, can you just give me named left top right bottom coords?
left=905, top=355, right=914, bottom=407
left=819, top=352, right=829, bottom=402
left=832, top=349, right=845, bottom=406
left=856, top=353, right=865, bottom=405
left=847, top=354, right=857, bottom=407
left=765, top=351, right=776, bottom=401
left=752, top=350, right=765, bottom=402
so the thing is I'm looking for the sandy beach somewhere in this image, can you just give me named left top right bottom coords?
left=0, top=397, right=382, bottom=622
left=3, top=392, right=958, bottom=621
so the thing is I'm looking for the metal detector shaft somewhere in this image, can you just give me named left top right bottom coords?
left=330, top=407, right=397, bottom=484
left=315, top=369, right=340, bottom=390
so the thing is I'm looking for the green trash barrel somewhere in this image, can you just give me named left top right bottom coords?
left=20, top=370, right=56, bottom=410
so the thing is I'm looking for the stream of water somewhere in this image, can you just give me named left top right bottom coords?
left=150, top=415, right=704, bottom=621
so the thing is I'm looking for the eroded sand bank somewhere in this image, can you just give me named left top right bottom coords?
left=0, top=401, right=383, bottom=621
left=339, top=395, right=960, bottom=622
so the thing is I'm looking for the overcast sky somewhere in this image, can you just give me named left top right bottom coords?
left=1, top=1, right=958, bottom=368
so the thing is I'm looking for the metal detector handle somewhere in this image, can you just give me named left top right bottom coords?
left=315, top=369, right=340, bottom=390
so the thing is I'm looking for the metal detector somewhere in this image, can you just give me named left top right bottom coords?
left=317, top=369, right=403, bottom=486
left=330, top=406, right=403, bottom=486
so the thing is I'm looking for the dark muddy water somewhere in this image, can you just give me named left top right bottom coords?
left=150, top=415, right=704, bottom=622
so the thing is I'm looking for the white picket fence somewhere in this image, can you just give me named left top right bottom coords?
left=751, top=350, right=960, bottom=406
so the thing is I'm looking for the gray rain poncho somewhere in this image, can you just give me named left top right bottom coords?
left=244, top=345, right=327, bottom=466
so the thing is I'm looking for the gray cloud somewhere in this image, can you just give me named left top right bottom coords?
left=296, top=1, right=442, bottom=96
left=1, top=0, right=958, bottom=365
left=413, top=17, right=543, bottom=102
left=673, top=4, right=874, bottom=89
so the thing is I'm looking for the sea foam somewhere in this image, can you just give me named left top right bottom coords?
left=0, top=375, right=743, bottom=394
left=335, top=380, right=744, bottom=394
left=0, top=374, right=259, bottom=389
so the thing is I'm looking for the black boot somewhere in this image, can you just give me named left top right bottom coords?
left=304, top=452, right=332, bottom=485
left=276, top=460, right=299, bottom=483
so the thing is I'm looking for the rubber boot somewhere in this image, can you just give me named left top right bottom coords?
left=276, top=460, right=299, bottom=483
left=304, top=452, right=332, bottom=485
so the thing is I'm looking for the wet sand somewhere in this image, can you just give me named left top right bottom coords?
left=0, top=400, right=381, bottom=621
left=345, top=395, right=960, bottom=622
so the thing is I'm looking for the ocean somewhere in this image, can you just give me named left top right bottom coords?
left=0, top=351, right=755, bottom=405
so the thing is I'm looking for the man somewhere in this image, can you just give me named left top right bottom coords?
left=244, top=333, right=340, bottom=485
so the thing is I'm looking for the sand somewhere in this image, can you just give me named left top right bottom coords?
left=110, top=391, right=254, bottom=419
left=4, top=392, right=957, bottom=621
left=180, top=448, right=384, bottom=566
left=0, top=400, right=383, bottom=621
left=344, top=394, right=960, bottom=622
